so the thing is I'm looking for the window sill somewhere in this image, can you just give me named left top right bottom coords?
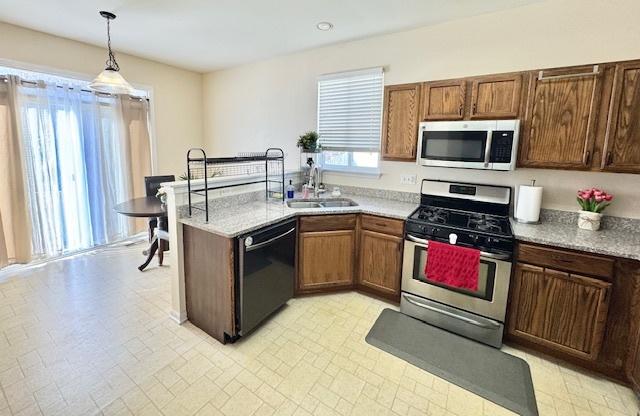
left=321, top=168, right=382, bottom=179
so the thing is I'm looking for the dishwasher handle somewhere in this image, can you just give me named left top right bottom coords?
left=245, top=227, right=295, bottom=252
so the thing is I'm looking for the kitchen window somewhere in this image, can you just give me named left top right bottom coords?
left=317, top=67, right=383, bottom=174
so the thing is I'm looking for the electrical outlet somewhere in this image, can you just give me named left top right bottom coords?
left=400, top=174, right=417, bottom=185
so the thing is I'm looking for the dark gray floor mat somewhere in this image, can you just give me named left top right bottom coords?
left=366, top=309, right=538, bottom=416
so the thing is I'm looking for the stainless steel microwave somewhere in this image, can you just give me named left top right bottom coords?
left=417, top=120, right=520, bottom=171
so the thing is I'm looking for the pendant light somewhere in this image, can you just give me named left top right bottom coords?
left=89, top=11, right=134, bottom=95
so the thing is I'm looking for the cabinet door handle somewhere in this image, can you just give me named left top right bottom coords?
left=584, top=150, right=592, bottom=165
left=538, top=65, right=600, bottom=81
left=606, top=151, right=613, bottom=166
left=458, top=104, right=463, bottom=116
left=472, top=103, right=477, bottom=114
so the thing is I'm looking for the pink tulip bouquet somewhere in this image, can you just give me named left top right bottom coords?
left=576, top=188, right=614, bottom=213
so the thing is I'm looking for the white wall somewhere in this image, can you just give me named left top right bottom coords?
left=0, top=22, right=203, bottom=177
left=203, top=0, right=640, bottom=218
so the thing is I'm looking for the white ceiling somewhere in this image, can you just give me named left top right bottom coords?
left=0, top=0, right=540, bottom=72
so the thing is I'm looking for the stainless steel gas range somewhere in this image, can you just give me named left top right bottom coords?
left=400, top=180, right=514, bottom=348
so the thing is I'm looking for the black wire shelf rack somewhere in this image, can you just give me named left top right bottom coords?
left=186, top=147, right=285, bottom=222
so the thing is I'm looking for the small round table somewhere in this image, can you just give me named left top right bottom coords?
left=114, top=196, right=167, bottom=271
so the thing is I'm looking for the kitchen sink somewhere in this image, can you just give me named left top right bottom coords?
left=318, top=199, right=359, bottom=208
left=286, top=198, right=359, bottom=209
left=286, top=201, right=322, bottom=208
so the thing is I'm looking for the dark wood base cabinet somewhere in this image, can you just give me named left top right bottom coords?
left=183, top=225, right=236, bottom=344
left=627, top=330, right=640, bottom=393
left=508, top=263, right=611, bottom=361
left=183, top=214, right=405, bottom=346
left=507, top=243, right=640, bottom=386
left=297, top=215, right=357, bottom=293
left=296, top=214, right=405, bottom=301
left=298, top=229, right=356, bottom=292
left=357, top=215, right=404, bottom=301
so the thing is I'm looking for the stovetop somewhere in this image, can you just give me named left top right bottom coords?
left=405, top=206, right=514, bottom=255
left=410, top=206, right=512, bottom=237
left=406, top=180, right=515, bottom=254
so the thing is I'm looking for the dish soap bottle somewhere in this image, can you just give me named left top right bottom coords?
left=286, top=180, right=295, bottom=199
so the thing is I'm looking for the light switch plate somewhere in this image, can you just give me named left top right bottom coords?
left=400, top=174, right=417, bottom=185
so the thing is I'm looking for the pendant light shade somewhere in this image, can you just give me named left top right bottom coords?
left=89, top=68, right=134, bottom=94
left=89, top=11, right=134, bottom=95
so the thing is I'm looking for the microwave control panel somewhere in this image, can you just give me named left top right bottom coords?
left=490, top=131, right=514, bottom=163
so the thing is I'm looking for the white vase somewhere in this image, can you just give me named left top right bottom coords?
left=578, top=211, right=602, bottom=231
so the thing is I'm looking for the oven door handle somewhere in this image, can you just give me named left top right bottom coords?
left=403, top=294, right=501, bottom=329
left=406, top=234, right=511, bottom=261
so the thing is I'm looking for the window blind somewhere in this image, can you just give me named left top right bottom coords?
left=317, top=67, right=383, bottom=152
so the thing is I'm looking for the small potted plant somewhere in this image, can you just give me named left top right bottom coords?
left=576, top=188, right=613, bottom=231
left=297, top=131, right=320, bottom=152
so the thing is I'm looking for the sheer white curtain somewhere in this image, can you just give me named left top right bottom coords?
left=0, top=76, right=32, bottom=268
left=12, top=78, right=150, bottom=260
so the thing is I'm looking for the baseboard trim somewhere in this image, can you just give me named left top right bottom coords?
left=170, top=309, right=187, bottom=324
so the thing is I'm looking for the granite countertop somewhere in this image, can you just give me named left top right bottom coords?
left=511, top=219, right=640, bottom=261
left=178, top=193, right=640, bottom=261
left=179, top=193, right=417, bottom=238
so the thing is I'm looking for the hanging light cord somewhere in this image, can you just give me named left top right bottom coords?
left=104, top=15, right=120, bottom=71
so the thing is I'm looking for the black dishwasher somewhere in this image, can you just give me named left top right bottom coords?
left=236, top=219, right=296, bottom=336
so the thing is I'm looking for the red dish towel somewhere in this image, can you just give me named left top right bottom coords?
left=425, top=240, right=480, bottom=291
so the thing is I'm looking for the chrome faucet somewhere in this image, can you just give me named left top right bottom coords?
left=308, top=165, right=325, bottom=198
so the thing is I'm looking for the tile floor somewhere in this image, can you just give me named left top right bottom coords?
left=0, top=243, right=638, bottom=416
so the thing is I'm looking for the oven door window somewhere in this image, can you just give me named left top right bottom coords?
left=421, top=131, right=487, bottom=162
left=411, top=245, right=495, bottom=301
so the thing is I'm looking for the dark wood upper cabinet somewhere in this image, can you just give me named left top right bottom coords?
left=381, top=83, right=421, bottom=161
left=601, top=61, right=640, bottom=173
left=421, top=80, right=466, bottom=121
left=469, top=74, right=522, bottom=119
left=508, top=262, right=611, bottom=361
left=381, top=58, right=640, bottom=173
left=519, top=65, right=603, bottom=170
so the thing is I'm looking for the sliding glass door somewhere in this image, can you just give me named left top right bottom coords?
left=16, top=81, right=150, bottom=259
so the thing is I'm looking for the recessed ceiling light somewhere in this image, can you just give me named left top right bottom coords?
left=316, top=22, right=334, bottom=31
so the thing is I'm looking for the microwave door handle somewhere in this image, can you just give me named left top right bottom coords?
left=406, top=234, right=511, bottom=261
left=484, top=131, right=493, bottom=168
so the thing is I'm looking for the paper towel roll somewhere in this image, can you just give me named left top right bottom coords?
left=515, top=183, right=543, bottom=223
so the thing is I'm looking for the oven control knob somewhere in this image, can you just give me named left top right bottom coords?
left=448, top=233, right=458, bottom=245
left=245, top=236, right=253, bottom=247
left=432, top=227, right=440, bottom=234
